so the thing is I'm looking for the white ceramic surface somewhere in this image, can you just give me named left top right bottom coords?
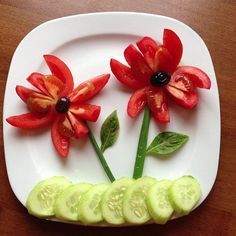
left=3, top=12, right=220, bottom=213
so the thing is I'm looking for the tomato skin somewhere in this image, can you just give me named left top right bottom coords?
left=110, top=59, right=145, bottom=90
left=124, top=44, right=152, bottom=84
left=69, top=74, right=110, bottom=103
left=16, top=85, right=34, bottom=103
left=6, top=109, right=55, bottom=129
left=147, top=87, right=170, bottom=123
left=43, top=55, right=74, bottom=96
left=172, top=66, right=211, bottom=89
left=163, top=29, right=183, bottom=71
left=70, top=104, right=101, bottom=122
left=136, top=37, right=159, bottom=70
left=51, top=116, right=70, bottom=158
left=127, top=87, right=147, bottom=118
left=166, top=85, right=199, bottom=109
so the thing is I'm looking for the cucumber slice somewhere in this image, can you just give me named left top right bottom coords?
left=123, top=176, right=156, bottom=224
left=26, top=176, right=71, bottom=218
left=54, top=183, right=92, bottom=221
left=168, top=176, right=201, bottom=215
left=146, top=180, right=173, bottom=224
left=78, top=184, right=109, bottom=224
left=101, top=178, right=134, bottom=224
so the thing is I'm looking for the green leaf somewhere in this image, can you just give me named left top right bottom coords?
left=146, top=132, right=189, bottom=156
left=100, top=110, right=120, bottom=153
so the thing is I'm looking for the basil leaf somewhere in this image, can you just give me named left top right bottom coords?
left=100, top=110, right=120, bottom=153
left=146, top=132, right=189, bottom=156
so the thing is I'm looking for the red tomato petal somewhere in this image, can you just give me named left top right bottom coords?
left=44, top=55, right=74, bottom=96
left=69, top=74, right=110, bottom=103
left=70, top=104, right=101, bottom=122
left=127, top=87, right=148, bottom=118
left=51, top=117, right=70, bottom=158
left=6, top=109, right=55, bottom=129
left=67, top=112, right=88, bottom=139
left=27, top=72, right=51, bottom=96
left=16, top=85, right=34, bottom=103
left=124, top=44, right=152, bottom=84
left=166, top=85, right=199, bottom=109
left=43, top=75, right=64, bottom=99
left=153, top=46, right=175, bottom=73
left=147, top=87, right=170, bottom=123
left=110, top=59, right=145, bottom=90
left=136, top=37, right=159, bottom=70
left=172, top=66, right=211, bottom=89
left=163, top=29, right=183, bottom=70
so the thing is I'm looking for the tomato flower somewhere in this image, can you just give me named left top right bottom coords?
left=6, top=55, right=110, bottom=158
left=110, top=29, right=211, bottom=123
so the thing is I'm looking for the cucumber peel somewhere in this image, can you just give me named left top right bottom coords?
left=26, top=176, right=71, bottom=218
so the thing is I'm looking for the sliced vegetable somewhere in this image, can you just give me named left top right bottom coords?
left=123, top=176, right=156, bottom=224
left=78, top=184, right=109, bottom=224
left=26, top=176, right=71, bottom=218
left=168, top=176, right=201, bottom=215
left=146, top=180, right=173, bottom=224
left=101, top=178, right=134, bottom=224
left=54, top=183, right=92, bottom=221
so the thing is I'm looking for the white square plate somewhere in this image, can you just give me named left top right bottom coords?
left=3, top=12, right=220, bottom=217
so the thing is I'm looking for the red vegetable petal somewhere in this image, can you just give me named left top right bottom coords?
left=67, top=112, right=88, bottom=139
left=70, top=104, right=101, bottom=122
left=124, top=44, right=152, bottom=84
left=51, top=116, right=70, bottom=158
left=69, top=74, right=110, bottom=103
left=16, top=85, right=34, bottom=103
left=163, top=29, right=183, bottom=70
left=147, top=87, right=170, bottom=123
left=6, top=109, right=55, bottom=129
left=127, top=87, right=148, bottom=118
left=44, top=55, right=74, bottom=96
left=136, top=37, right=159, bottom=70
left=172, top=66, right=211, bottom=89
left=110, top=59, right=145, bottom=90
left=153, top=46, right=175, bottom=73
left=166, top=85, right=199, bottom=109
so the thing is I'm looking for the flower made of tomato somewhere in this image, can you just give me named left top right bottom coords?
left=110, top=29, right=211, bottom=123
left=6, top=55, right=110, bottom=158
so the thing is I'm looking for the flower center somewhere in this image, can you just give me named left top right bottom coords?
left=55, top=97, right=71, bottom=113
left=150, top=71, right=171, bottom=87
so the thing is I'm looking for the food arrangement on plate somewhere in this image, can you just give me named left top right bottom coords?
left=5, top=26, right=212, bottom=225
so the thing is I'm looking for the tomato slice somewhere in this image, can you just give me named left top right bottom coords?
left=166, top=85, right=199, bottom=109
left=69, top=74, right=110, bottom=103
left=70, top=104, right=101, bottom=122
left=51, top=116, right=70, bottom=158
left=44, top=55, right=74, bottom=96
left=163, top=29, right=183, bottom=70
left=136, top=37, right=159, bottom=71
left=127, top=87, right=147, bottom=118
left=16, top=85, right=34, bottom=103
left=110, top=59, right=145, bottom=90
left=124, top=44, right=152, bottom=84
left=153, top=46, right=175, bottom=73
left=6, top=109, right=55, bottom=129
left=146, top=87, right=170, bottom=123
left=27, top=73, right=51, bottom=96
left=172, top=66, right=211, bottom=89
left=67, top=112, right=88, bottom=138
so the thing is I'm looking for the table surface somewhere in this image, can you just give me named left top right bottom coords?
left=0, top=0, right=236, bottom=235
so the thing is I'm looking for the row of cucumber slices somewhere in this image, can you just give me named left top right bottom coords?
left=26, top=175, right=201, bottom=225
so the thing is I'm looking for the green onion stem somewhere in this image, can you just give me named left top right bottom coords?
left=133, top=106, right=151, bottom=179
left=87, top=124, right=115, bottom=182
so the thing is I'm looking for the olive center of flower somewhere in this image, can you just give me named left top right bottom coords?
left=150, top=71, right=171, bottom=87
left=55, top=97, right=71, bottom=113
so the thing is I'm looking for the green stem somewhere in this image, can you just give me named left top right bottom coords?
left=133, top=106, right=151, bottom=179
left=87, top=124, right=115, bottom=183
